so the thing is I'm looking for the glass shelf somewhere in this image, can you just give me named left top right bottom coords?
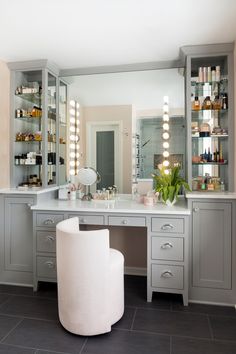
left=192, top=135, right=228, bottom=139
left=15, top=140, right=42, bottom=143
left=15, top=117, right=41, bottom=124
left=15, top=93, right=41, bottom=105
left=192, top=162, right=228, bottom=166
left=192, top=109, right=228, bottom=113
left=191, top=78, right=228, bottom=86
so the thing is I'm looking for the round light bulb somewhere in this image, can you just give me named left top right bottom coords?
left=163, top=123, right=169, bottom=131
left=163, top=159, right=170, bottom=167
left=163, top=96, right=169, bottom=104
left=70, top=117, right=75, bottom=124
left=163, top=104, right=169, bottom=113
left=70, top=100, right=76, bottom=107
left=163, top=150, right=170, bottom=158
left=162, top=132, right=170, bottom=140
left=163, top=114, right=169, bottom=122
left=163, top=142, right=169, bottom=149
left=70, top=109, right=75, bottom=115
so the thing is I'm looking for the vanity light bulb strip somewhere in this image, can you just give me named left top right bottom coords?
left=162, top=96, right=170, bottom=173
left=69, top=100, right=80, bottom=175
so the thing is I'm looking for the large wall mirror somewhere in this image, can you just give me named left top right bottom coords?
left=61, top=68, right=185, bottom=193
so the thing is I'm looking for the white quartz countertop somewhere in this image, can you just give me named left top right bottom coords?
left=186, top=192, right=236, bottom=199
left=31, top=197, right=191, bottom=215
left=0, top=186, right=58, bottom=195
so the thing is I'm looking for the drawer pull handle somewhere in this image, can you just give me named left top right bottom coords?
left=46, top=235, right=55, bottom=242
left=161, top=242, right=173, bottom=249
left=161, top=223, right=174, bottom=230
left=193, top=207, right=199, bottom=212
left=80, top=218, right=86, bottom=223
left=44, top=219, right=55, bottom=225
left=161, top=270, right=173, bottom=278
left=122, top=220, right=128, bottom=225
left=45, top=261, right=55, bottom=269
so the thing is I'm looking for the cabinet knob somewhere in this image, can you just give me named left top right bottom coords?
left=46, top=235, right=55, bottom=242
left=27, top=203, right=32, bottom=208
left=161, top=242, right=173, bottom=249
left=44, top=219, right=55, bottom=225
left=122, top=220, right=128, bottom=225
left=161, top=270, right=173, bottom=278
left=80, top=218, right=86, bottom=223
left=45, top=261, right=55, bottom=269
left=161, top=223, right=174, bottom=230
left=193, top=207, right=199, bottom=212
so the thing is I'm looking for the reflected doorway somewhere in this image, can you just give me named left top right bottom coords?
left=86, top=122, right=122, bottom=191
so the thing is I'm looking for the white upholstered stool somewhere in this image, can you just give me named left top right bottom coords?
left=56, top=217, right=124, bottom=336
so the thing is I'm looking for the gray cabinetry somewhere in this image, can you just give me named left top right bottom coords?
left=188, top=197, right=236, bottom=305
left=192, top=201, right=231, bottom=289
left=8, top=60, right=68, bottom=189
left=0, top=190, right=57, bottom=286
left=0, top=195, right=35, bottom=285
left=147, top=215, right=189, bottom=306
left=33, top=211, right=64, bottom=290
left=4, top=197, right=34, bottom=272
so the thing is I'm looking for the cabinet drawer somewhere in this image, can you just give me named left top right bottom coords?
left=37, top=256, right=56, bottom=279
left=68, top=214, right=104, bottom=225
left=36, top=213, right=64, bottom=227
left=36, top=231, right=56, bottom=253
left=152, top=236, right=184, bottom=261
left=152, top=264, right=183, bottom=289
left=108, top=216, right=146, bottom=227
left=151, top=217, right=184, bottom=234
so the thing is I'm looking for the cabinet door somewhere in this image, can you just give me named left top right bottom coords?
left=4, top=197, right=34, bottom=272
left=192, top=201, right=231, bottom=289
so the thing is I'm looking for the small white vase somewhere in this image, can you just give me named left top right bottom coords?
left=70, top=190, right=77, bottom=201
left=163, top=197, right=177, bottom=206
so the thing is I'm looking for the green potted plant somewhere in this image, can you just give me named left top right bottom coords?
left=152, top=165, right=190, bottom=206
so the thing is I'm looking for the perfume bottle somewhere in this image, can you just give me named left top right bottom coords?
left=192, top=96, right=201, bottom=111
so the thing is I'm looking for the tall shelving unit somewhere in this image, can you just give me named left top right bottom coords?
left=182, top=44, right=234, bottom=192
left=8, top=60, right=68, bottom=189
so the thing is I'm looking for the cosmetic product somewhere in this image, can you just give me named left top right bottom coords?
left=207, top=67, right=211, bottom=82
left=203, top=67, right=207, bottom=82
left=202, top=96, right=212, bottom=110
left=192, top=96, right=201, bottom=111
left=198, top=67, right=203, bottom=83
left=220, top=181, right=225, bottom=191
left=222, top=93, right=228, bottom=110
left=211, top=66, right=216, bottom=82
left=215, top=66, right=221, bottom=82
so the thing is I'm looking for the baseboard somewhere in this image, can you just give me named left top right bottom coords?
left=189, top=299, right=236, bottom=307
left=0, top=281, right=33, bottom=287
left=124, top=266, right=147, bottom=276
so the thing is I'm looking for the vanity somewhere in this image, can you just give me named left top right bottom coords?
left=1, top=42, right=236, bottom=308
left=31, top=196, right=190, bottom=305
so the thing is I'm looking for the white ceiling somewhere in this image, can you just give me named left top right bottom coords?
left=0, top=0, right=236, bottom=69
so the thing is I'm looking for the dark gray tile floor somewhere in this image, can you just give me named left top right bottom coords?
left=0, top=275, right=235, bottom=354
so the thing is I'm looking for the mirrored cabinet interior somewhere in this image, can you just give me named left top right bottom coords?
left=59, top=80, right=68, bottom=185
left=9, top=61, right=68, bottom=189
left=185, top=45, right=234, bottom=192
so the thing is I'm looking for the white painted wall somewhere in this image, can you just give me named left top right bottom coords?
left=0, top=60, right=10, bottom=188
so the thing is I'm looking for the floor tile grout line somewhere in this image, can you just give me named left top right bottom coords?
left=0, top=291, right=58, bottom=301
left=0, top=312, right=58, bottom=323
left=125, top=328, right=215, bottom=341
left=207, top=314, right=214, bottom=340
left=0, top=317, right=24, bottom=344
left=130, top=307, right=138, bottom=330
left=79, top=337, right=88, bottom=354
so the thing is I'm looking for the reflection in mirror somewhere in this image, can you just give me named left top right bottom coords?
left=61, top=68, right=185, bottom=193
